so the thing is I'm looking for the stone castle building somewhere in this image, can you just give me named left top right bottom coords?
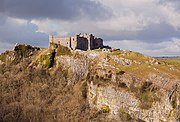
left=49, top=33, right=103, bottom=50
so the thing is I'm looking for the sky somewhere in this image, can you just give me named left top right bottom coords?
left=0, top=0, right=180, bottom=56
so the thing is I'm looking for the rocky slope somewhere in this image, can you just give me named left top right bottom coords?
left=0, top=44, right=179, bottom=122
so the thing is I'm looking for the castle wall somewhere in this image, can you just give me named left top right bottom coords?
left=89, top=35, right=94, bottom=50
left=94, top=38, right=103, bottom=49
left=49, top=36, right=54, bottom=43
left=55, top=36, right=71, bottom=47
left=77, top=37, right=88, bottom=50
left=49, top=34, right=103, bottom=50
left=49, top=36, right=71, bottom=48
left=71, top=36, right=78, bottom=50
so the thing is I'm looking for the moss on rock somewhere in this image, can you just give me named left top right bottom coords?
left=39, top=50, right=55, bottom=68
left=49, top=43, right=72, bottom=56
left=0, top=50, right=14, bottom=64
left=12, top=44, right=40, bottom=64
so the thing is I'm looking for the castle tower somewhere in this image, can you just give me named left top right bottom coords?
left=87, top=35, right=90, bottom=50
left=48, top=33, right=103, bottom=50
left=49, top=35, right=54, bottom=43
left=86, top=34, right=93, bottom=50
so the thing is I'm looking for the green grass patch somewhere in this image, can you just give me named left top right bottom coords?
left=171, top=95, right=177, bottom=109
left=93, top=49, right=103, bottom=52
left=111, top=50, right=124, bottom=55
left=49, top=43, right=72, bottom=56
left=159, top=58, right=180, bottom=67
left=110, top=50, right=153, bottom=63
left=136, top=82, right=160, bottom=109
left=101, top=105, right=111, bottom=113
left=0, top=50, right=14, bottom=64
left=12, top=44, right=40, bottom=64
left=39, top=50, right=55, bottom=68
left=14, top=44, right=40, bottom=58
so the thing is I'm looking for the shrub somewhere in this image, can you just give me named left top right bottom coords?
left=49, top=42, right=58, bottom=49
left=49, top=43, right=72, bottom=56
left=0, top=50, right=14, bottom=64
left=118, top=82, right=127, bottom=88
left=136, top=82, right=160, bottom=109
left=39, top=50, right=55, bottom=68
left=118, top=107, right=132, bottom=121
left=81, top=82, right=88, bottom=98
left=116, top=71, right=125, bottom=75
left=14, top=44, right=40, bottom=58
left=56, top=46, right=72, bottom=56
left=101, top=105, right=111, bottom=113
left=171, top=95, right=177, bottom=109
left=12, top=44, right=40, bottom=64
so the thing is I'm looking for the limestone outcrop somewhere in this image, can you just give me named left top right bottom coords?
left=0, top=44, right=179, bottom=122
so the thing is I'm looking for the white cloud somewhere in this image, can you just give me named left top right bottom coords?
left=9, top=17, right=27, bottom=26
left=104, top=38, right=180, bottom=56
left=32, top=0, right=164, bottom=34
left=96, top=11, right=160, bottom=31
left=1, top=0, right=180, bottom=56
left=159, top=2, right=180, bottom=29
left=0, top=41, right=14, bottom=53
left=30, top=0, right=180, bottom=56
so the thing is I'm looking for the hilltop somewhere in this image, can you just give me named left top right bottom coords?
left=0, top=44, right=179, bottom=122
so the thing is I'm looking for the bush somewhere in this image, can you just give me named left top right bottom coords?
left=101, top=105, right=111, bottom=113
left=171, top=95, right=177, bottom=109
left=14, top=44, right=40, bottom=58
left=13, top=44, right=40, bottom=64
left=49, top=43, right=72, bottom=56
left=56, top=45, right=72, bottom=56
left=136, top=82, right=160, bottom=109
left=81, top=82, right=88, bottom=98
left=118, top=107, right=132, bottom=121
left=0, top=51, right=14, bottom=64
left=39, top=50, right=55, bottom=68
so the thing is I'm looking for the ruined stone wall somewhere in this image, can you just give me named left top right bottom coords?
left=77, top=37, right=88, bottom=50
left=49, top=36, right=54, bottom=43
left=49, top=36, right=71, bottom=48
left=86, top=34, right=103, bottom=50
left=71, top=36, right=78, bottom=50
left=56, top=36, right=71, bottom=47
left=94, top=38, right=103, bottom=49
left=87, top=35, right=92, bottom=50
left=49, top=34, right=104, bottom=50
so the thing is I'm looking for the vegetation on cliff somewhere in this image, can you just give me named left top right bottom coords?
left=0, top=44, right=179, bottom=122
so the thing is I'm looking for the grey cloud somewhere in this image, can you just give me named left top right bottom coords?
left=0, top=14, right=6, bottom=25
left=0, top=0, right=111, bottom=20
left=159, top=0, right=180, bottom=11
left=0, top=15, right=48, bottom=48
left=0, top=0, right=180, bottom=56
left=100, top=22, right=180, bottom=43
left=0, top=41, right=14, bottom=53
left=0, top=0, right=5, bottom=12
left=137, top=22, right=180, bottom=42
left=104, top=40, right=180, bottom=56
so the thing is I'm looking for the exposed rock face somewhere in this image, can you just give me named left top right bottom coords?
left=88, top=82, right=178, bottom=122
left=57, top=55, right=89, bottom=82
left=0, top=44, right=179, bottom=122
left=111, top=56, right=134, bottom=65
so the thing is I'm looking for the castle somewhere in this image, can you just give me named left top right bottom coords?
left=49, top=33, right=103, bottom=50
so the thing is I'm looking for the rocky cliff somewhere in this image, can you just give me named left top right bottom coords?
left=0, top=44, right=179, bottom=122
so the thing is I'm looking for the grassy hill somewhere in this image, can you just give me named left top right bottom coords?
left=0, top=44, right=179, bottom=122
